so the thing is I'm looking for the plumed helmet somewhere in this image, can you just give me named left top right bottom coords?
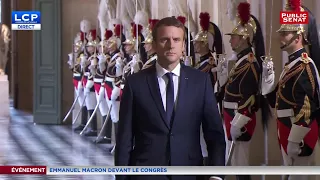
left=191, top=12, right=215, bottom=52
left=142, top=19, right=159, bottom=44
left=86, top=29, right=100, bottom=47
left=225, top=2, right=257, bottom=44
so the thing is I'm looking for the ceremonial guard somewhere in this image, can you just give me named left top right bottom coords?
left=72, top=20, right=91, bottom=131
left=141, top=19, right=159, bottom=70
left=284, top=0, right=320, bottom=132
left=176, top=16, right=196, bottom=66
left=94, top=29, right=113, bottom=143
left=191, top=12, right=223, bottom=166
left=104, top=24, right=124, bottom=152
left=134, top=10, right=149, bottom=64
left=192, top=12, right=223, bottom=92
left=80, top=29, right=99, bottom=136
left=262, top=1, right=320, bottom=179
left=122, top=23, right=144, bottom=81
left=227, top=0, right=265, bottom=63
left=222, top=3, right=260, bottom=180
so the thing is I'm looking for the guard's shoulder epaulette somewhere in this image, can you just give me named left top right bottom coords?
left=301, top=52, right=310, bottom=64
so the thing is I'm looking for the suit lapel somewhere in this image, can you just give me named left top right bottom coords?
left=146, top=66, right=169, bottom=129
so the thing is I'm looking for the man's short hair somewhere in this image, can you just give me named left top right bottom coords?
left=152, top=16, right=185, bottom=42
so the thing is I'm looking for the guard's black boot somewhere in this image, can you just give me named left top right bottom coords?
left=74, top=106, right=88, bottom=131
left=84, top=110, right=97, bottom=136
left=95, top=115, right=112, bottom=144
left=236, top=175, right=251, bottom=180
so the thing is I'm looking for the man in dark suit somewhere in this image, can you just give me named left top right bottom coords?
left=115, top=17, right=226, bottom=180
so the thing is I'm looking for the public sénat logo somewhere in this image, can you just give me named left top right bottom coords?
left=280, top=11, right=308, bottom=24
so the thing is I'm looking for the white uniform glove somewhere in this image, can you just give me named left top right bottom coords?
left=287, top=141, right=301, bottom=157
left=115, top=57, right=124, bottom=77
left=67, top=53, right=74, bottom=68
left=98, top=54, right=107, bottom=72
left=230, top=125, right=242, bottom=141
left=184, top=56, right=192, bottom=66
left=89, top=64, right=96, bottom=74
left=84, top=80, right=94, bottom=95
left=262, top=60, right=274, bottom=79
left=132, top=62, right=140, bottom=74
left=80, top=56, right=88, bottom=69
left=98, top=86, right=105, bottom=102
left=261, top=60, right=275, bottom=95
left=77, top=81, right=83, bottom=90
left=131, top=54, right=141, bottom=74
left=286, top=124, right=311, bottom=158
left=217, top=60, right=228, bottom=86
left=230, top=112, right=251, bottom=140
left=111, top=86, right=121, bottom=100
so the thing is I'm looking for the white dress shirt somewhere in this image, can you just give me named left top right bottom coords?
left=156, top=62, right=180, bottom=110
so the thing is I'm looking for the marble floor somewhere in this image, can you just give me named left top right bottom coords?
left=0, top=106, right=115, bottom=180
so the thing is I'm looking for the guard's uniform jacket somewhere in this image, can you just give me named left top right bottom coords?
left=104, top=50, right=122, bottom=101
left=223, top=47, right=260, bottom=141
left=142, top=52, right=157, bottom=70
left=266, top=48, right=320, bottom=156
left=94, top=53, right=109, bottom=94
left=122, top=54, right=135, bottom=84
left=72, top=53, right=83, bottom=89
left=195, top=52, right=217, bottom=90
left=82, top=54, right=95, bottom=92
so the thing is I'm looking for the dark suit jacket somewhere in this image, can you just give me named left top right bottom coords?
left=115, top=63, right=226, bottom=180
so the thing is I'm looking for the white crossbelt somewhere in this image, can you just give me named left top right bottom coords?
left=223, top=101, right=238, bottom=110
left=84, top=72, right=90, bottom=76
left=105, top=77, right=115, bottom=82
left=93, top=78, right=104, bottom=83
left=276, top=109, right=294, bottom=118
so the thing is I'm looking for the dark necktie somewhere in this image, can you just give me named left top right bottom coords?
left=165, top=72, right=175, bottom=124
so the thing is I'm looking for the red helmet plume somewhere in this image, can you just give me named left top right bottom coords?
left=237, top=2, right=251, bottom=25
left=105, top=30, right=113, bottom=40
left=114, top=24, right=122, bottom=38
left=132, top=23, right=143, bottom=38
left=177, top=16, right=186, bottom=25
left=80, top=32, right=85, bottom=41
left=199, top=12, right=210, bottom=31
left=288, top=0, right=301, bottom=11
left=150, top=19, right=159, bottom=30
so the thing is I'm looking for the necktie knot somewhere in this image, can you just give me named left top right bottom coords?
left=165, top=72, right=173, bottom=81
